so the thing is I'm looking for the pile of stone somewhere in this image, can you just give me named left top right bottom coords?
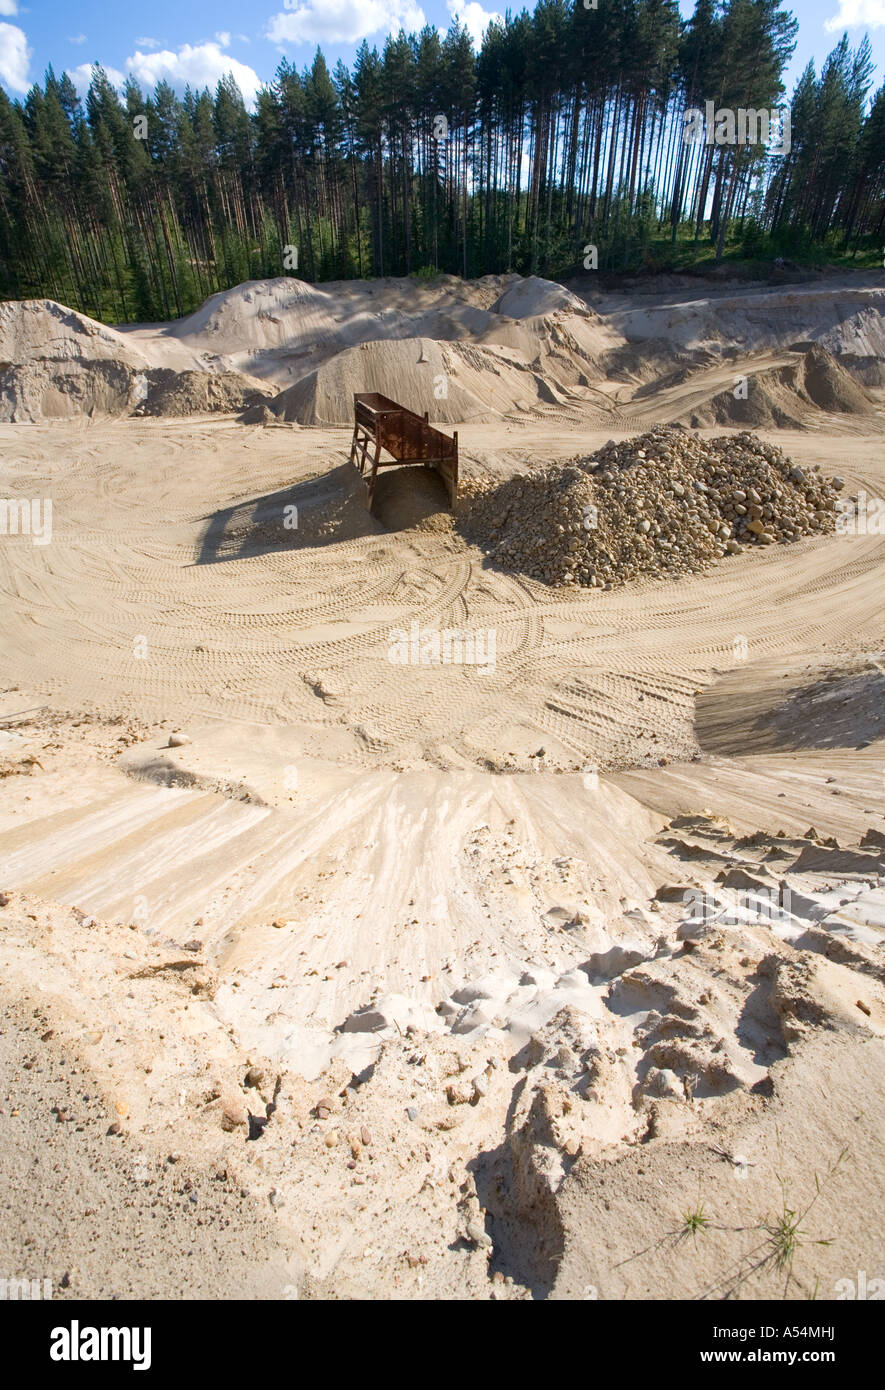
left=457, top=426, right=844, bottom=588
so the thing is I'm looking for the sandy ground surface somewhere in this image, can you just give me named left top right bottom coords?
left=1, top=272, right=884, bottom=1300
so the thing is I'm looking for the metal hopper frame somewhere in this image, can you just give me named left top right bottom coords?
left=348, top=392, right=458, bottom=510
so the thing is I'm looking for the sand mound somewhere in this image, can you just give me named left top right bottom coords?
left=0, top=298, right=275, bottom=417
left=490, top=275, right=587, bottom=319
left=0, top=300, right=271, bottom=422
left=269, top=339, right=486, bottom=424
left=802, top=343, right=876, bottom=413
left=168, top=275, right=332, bottom=349
left=458, top=427, right=844, bottom=587
left=265, top=336, right=562, bottom=425
left=145, top=273, right=617, bottom=396
left=0, top=359, right=270, bottom=424
left=135, top=368, right=272, bottom=417
left=238, top=402, right=279, bottom=425
left=0, top=299, right=149, bottom=369
left=0, top=299, right=152, bottom=422
left=685, top=371, right=805, bottom=430
left=685, top=346, right=875, bottom=429
left=160, top=275, right=521, bottom=385
left=168, top=273, right=516, bottom=352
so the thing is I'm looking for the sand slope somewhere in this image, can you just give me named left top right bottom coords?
left=268, top=337, right=571, bottom=425
left=0, top=299, right=271, bottom=423
left=684, top=345, right=876, bottom=428
left=0, top=300, right=150, bottom=422
left=579, top=273, right=885, bottom=355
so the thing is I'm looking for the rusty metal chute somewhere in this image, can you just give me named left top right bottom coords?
left=348, top=393, right=458, bottom=510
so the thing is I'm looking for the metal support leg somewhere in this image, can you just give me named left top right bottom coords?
left=366, top=439, right=382, bottom=510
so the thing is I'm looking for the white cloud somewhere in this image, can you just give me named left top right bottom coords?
left=135, top=37, right=162, bottom=51
left=69, top=61, right=126, bottom=95
left=445, top=1, right=502, bottom=46
left=0, top=21, right=30, bottom=92
left=215, top=32, right=231, bottom=48
left=266, top=0, right=426, bottom=47
left=825, top=0, right=885, bottom=29
left=69, top=35, right=87, bottom=46
left=126, top=42, right=263, bottom=106
left=0, top=2, right=18, bottom=17
left=69, top=38, right=263, bottom=108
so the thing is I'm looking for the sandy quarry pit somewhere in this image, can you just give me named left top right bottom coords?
left=1, top=270, right=884, bottom=1300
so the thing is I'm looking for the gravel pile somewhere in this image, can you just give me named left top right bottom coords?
left=457, top=426, right=845, bottom=588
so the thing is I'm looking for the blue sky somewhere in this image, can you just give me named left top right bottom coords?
left=1, top=1, right=883, bottom=106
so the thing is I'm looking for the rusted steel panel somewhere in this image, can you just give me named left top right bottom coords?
left=349, top=393, right=458, bottom=509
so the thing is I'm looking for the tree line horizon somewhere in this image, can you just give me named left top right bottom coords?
left=0, top=0, right=883, bottom=325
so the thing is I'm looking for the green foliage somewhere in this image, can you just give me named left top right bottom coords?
left=741, top=217, right=766, bottom=258
left=0, top=3, right=881, bottom=321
